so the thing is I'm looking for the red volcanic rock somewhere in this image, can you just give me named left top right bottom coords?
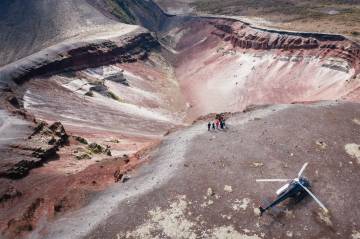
left=209, top=19, right=360, bottom=71
left=5, top=198, right=44, bottom=237
left=172, top=17, right=360, bottom=117
left=0, top=121, right=68, bottom=179
left=218, top=26, right=320, bottom=50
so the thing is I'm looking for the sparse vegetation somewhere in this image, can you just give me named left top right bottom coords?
left=74, top=142, right=111, bottom=160
left=73, top=136, right=88, bottom=145
left=88, top=143, right=112, bottom=156
left=75, top=153, right=92, bottom=160
left=108, top=91, right=122, bottom=102
left=88, top=143, right=105, bottom=154
left=85, top=91, right=94, bottom=97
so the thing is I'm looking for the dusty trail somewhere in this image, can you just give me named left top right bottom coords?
left=0, top=110, right=31, bottom=149
left=36, top=103, right=290, bottom=239
left=85, top=101, right=360, bottom=239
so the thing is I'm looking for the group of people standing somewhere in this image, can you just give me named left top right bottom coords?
left=207, top=114, right=226, bottom=131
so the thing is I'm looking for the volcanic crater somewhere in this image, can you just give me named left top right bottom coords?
left=0, top=0, right=359, bottom=238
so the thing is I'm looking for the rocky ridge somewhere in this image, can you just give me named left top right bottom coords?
left=210, top=19, right=360, bottom=72
left=0, top=121, right=68, bottom=179
left=0, top=31, right=159, bottom=86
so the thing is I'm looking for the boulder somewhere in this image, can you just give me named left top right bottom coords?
left=0, top=186, right=22, bottom=204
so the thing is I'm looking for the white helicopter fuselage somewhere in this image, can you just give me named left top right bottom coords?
left=276, top=183, right=290, bottom=195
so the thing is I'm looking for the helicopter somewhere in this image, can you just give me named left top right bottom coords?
left=256, top=162, right=328, bottom=216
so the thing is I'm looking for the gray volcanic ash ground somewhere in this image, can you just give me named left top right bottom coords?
left=0, top=0, right=359, bottom=238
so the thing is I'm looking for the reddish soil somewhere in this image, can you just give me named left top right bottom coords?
left=0, top=139, right=159, bottom=239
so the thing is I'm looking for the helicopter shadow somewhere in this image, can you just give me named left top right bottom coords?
left=261, top=192, right=312, bottom=226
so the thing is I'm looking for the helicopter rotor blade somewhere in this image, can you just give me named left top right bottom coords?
left=297, top=181, right=328, bottom=212
left=297, top=162, right=309, bottom=177
left=256, top=179, right=290, bottom=182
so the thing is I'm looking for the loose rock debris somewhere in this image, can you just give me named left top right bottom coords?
left=315, top=140, right=327, bottom=150
left=318, top=210, right=333, bottom=227
left=252, top=162, right=264, bottom=168
left=207, top=187, right=215, bottom=197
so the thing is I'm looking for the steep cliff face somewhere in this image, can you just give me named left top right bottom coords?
left=0, top=31, right=159, bottom=85
left=122, top=0, right=170, bottom=32
left=0, top=0, right=180, bottom=86
left=93, top=0, right=174, bottom=32
left=210, top=19, right=360, bottom=72
left=1, top=0, right=359, bottom=144
left=163, top=17, right=360, bottom=117
left=0, top=0, right=136, bottom=67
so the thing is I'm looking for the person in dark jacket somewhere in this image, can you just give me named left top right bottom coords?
left=208, top=122, right=211, bottom=131
left=212, top=122, right=215, bottom=130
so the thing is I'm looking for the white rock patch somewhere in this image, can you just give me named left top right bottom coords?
left=344, top=143, right=360, bottom=164
left=253, top=207, right=261, bottom=216
left=352, top=230, right=360, bottom=239
left=201, top=200, right=214, bottom=208
left=211, top=225, right=262, bottom=239
left=286, top=231, right=293, bottom=237
left=353, top=118, right=360, bottom=126
left=121, top=196, right=264, bottom=239
left=232, top=198, right=251, bottom=211
left=224, top=185, right=233, bottom=193
left=207, top=187, right=214, bottom=197
left=124, top=195, right=197, bottom=239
